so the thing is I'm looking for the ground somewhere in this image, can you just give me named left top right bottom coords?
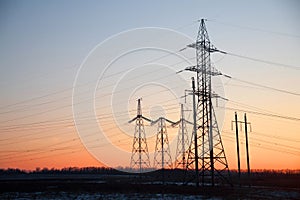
left=0, top=171, right=299, bottom=199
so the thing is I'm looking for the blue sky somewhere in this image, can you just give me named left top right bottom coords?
left=0, top=0, right=299, bottom=116
left=1, top=1, right=299, bottom=96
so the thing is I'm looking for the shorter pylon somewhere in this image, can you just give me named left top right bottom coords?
left=129, top=98, right=152, bottom=173
left=153, top=117, right=175, bottom=169
left=174, top=104, right=191, bottom=169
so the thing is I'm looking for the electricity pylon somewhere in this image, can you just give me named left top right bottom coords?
left=129, top=98, right=151, bottom=173
left=153, top=117, right=175, bottom=169
left=183, top=19, right=231, bottom=186
left=174, top=104, right=191, bottom=169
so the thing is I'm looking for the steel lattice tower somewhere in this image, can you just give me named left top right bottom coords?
left=174, top=104, right=190, bottom=169
left=185, top=19, right=230, bottom=186
left=153, top=117, right=174, bottom=169
left=129, top=98, right=151, bottom=173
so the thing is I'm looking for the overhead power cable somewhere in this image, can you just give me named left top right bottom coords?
left=221, top=106, right=300, bottom=122
left=226, top=52, right=300, bottom=71
left=207, top=19, right=300, bottom=39
left=222, top=75, right=300, bottom=96
left=222, top=135, right=300, bottom=156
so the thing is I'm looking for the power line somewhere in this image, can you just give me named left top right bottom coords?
left=251, top=131, right=300, bottom=143
left=222, top=134, right=300, bottom=156
left=223, top=130, right=300, bottom=151
left=0, top=108, right=182, bottom=163
left=221, top=106, right=300, bottom=122
left=0, top=46, right=193, bottom=112
left=227, top=76, right=300, bottom=96
left=0, top=56, right=194, bottom=123
left=0, top=83, right=174, bottom=124
left=0, top=104, right=181, bottom=147
left=227, top=100, right=280, bottom=116
left=0, top=128, right=126, bottom=161
left=225, top=52, right=300, bottom=71
left=0, top=19, right=199, bottom=110
left=2, top=54, right=297, bottom=130
left=208, top=19, right=300, bottom=39
left=0, top=128, right=135, bottom=162
left=1, top=81, right=298, bottom=159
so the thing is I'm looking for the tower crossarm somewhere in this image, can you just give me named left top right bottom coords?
left=184, top=65, right=223, bottom=76
left=151, top=117, right=176, bottom=126
left=128, top=115, right=152, bottom=123
left=172, top=119, right=193, bottom=127
left=187, top=42, right=227, bottom=54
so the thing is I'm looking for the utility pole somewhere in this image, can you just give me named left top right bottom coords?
left=192, top=77, right=199, bottom=187
left=181, top=19, right=231, bottom=186
left=234, top=112, right=241, bottom=181
left=129, top=98, right=151, bottom=173
left=232, top=112, right=252, bottom=185
left=244, top=113, right=251, bottom=178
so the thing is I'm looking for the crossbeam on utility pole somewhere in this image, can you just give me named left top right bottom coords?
left=231, top=112, right=252, bottom=185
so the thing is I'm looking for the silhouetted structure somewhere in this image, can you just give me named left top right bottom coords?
left=129, top=98, right=151, bottom=173
left=232, top=112, right=252, bottom=183
left=174, top=104, right=191, bottom=169
left=183, top=19, right=231, bottom=186
left=153, top=117, right=175, bottom=169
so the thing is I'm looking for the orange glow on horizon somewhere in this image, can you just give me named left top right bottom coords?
left=1, top=110, right=299, bottom=171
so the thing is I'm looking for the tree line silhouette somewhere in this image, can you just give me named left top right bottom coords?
left=0, top=167, right=122, bottom=175
left=0, top=167, right=299, bottom=175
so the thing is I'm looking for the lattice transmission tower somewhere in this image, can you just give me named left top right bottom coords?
left=153, top=117, right=175, bottom=169
left=174, top=104, right=191, bottom=169
left=184, top=19, right=231, bottom=186
left=129, top=98, right=151, bottom=173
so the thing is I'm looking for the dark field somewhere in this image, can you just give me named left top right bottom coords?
left=0, top=170, right=299, bottom=199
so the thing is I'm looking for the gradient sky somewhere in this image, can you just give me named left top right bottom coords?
left=0, top=0, right=299, bottom=170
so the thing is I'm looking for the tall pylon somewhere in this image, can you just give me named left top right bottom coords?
left=129, top=98, right=151, bottom=173
left=153, top=117, right=175, bottom=169
left=174, top=104, right=191, bottom=169
left=184, top=19, right=231, bottom=186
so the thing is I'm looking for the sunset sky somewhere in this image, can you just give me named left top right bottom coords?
left=0, top=0, right=299, bottom=170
